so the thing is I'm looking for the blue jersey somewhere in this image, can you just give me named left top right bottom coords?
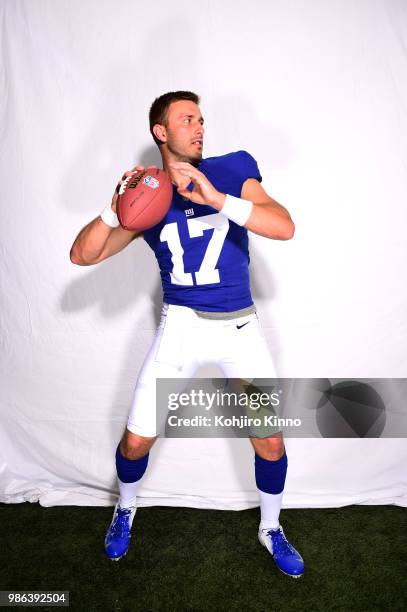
left=143, top=150, right=262, bottom=312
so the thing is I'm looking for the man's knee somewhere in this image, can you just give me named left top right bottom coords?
left=250, top=433, right=285, bottom=460
left=120, top=430, right=157, bottom=460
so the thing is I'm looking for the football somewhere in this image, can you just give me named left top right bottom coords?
left=117, top=167, right=173, bottom=231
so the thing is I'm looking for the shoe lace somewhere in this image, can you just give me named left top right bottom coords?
left=110, top=507, right=133, bottom=537
left=267, top=527, right=296, bottom=558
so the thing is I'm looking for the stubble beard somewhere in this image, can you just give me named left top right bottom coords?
left=167, top=140, right=202, bottom=167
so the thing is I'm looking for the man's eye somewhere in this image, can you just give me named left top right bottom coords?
left=184, top=118, right=190, bottom=123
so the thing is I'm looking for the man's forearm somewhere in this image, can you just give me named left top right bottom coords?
left=70, top=216, right=114, bottom=265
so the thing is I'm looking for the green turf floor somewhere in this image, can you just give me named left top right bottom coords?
left=0, top=503, right=405, bottom=611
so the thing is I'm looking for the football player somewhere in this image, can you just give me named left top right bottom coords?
left=70, top=91, right=304, bottom=578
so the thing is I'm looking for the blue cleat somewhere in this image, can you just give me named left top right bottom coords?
left=104, top=504, right=136, bottom=561
left=258, top=525, right=304, bottom=578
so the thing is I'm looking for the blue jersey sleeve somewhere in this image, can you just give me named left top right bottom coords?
left=201, top=150, right=262, bottom=198
left=233, top=150, right=262, bottom=184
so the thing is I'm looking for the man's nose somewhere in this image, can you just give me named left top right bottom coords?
left=195, top=124, right=204, bottom=137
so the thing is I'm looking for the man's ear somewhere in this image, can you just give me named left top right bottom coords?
left=153, top=124, right=167, bottom=144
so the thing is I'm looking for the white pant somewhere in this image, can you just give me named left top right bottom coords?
left=127, top=304, right=277, bottom=437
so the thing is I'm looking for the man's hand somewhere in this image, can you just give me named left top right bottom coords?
left=169, top=162, right=226, bottom=209
left=70, top=164, right=154, bottom=266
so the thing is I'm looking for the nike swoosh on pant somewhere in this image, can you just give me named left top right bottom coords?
left=236, top=322, right=250, bottom=330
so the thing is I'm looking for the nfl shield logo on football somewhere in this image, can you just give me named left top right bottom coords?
left=143, top=175, right=160, bottom=189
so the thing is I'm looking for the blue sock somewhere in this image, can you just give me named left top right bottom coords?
left=115, top=445, right=149, bottom=483
left=255, top=451, right=287, bottom=494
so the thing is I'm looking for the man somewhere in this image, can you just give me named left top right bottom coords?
left=70, top=91, right=304, bottom=578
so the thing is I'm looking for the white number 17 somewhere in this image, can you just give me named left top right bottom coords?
left=160, top=213, right=229, bottom=286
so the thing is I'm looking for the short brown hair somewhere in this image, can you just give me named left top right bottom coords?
left=149, top=91, right=200, bottom=146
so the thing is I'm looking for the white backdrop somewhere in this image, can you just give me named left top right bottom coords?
left=1, top=0, right=406, bottom=509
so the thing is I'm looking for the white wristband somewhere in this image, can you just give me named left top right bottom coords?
left=100, top=204, right=119, bottom=228
left=220, top=194, right=253, bottom=226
